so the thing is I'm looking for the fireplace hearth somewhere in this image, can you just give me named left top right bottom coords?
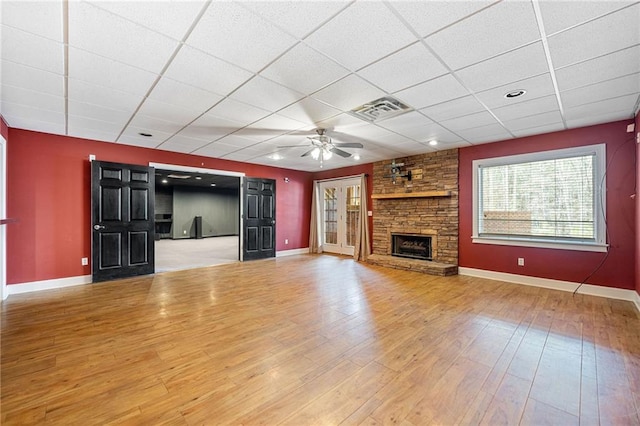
left=392, top=234, right=432, bottom=260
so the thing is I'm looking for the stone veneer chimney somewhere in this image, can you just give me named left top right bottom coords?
left=368, top=149, right=459, bottom=276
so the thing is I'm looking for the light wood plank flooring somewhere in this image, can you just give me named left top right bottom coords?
left=2, top=254, right=639, bottom=425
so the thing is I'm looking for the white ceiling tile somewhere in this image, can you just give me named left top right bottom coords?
left=393, top=140, right=433, bottom=155
left=566, top=109, right=637, bottom=128
left=205, top=98, right=270, bottom=127
left=502, top=110, right=564, bottom=132
left=194, top=141, right=248, bottom=157
left=419, top=96, right=487, bottom=122
left=492, top=95, right=560, bottom=122
left=66, top=124, right=120, bottom=143
left=311, top=75, right=387, bottom=111
left=1, top=1, right=63, bottom=42
left=564, top=93, right=639, bottom=122
left=68, top=99, right=133, bottom=125
left=0, top=101, right=65, bottom=125
left=68, top=48, right=157, bottom=96
left=455, top=42, right=549, bottom=92
left=67, top=114, right=124, bottom=136
left=240, top=1, right=348, bottom=39
left=0, top=112, right=65, bottom=134
left=230, top=76, right=305, bottom=112
left=394, top=74, right=470, bottom=109
left=260, top=43, right=350, bottom=95
left=357, top=43, right=448, bottom=93
left=341, top=125, right=400, bottom=144
left=248, top=114, right=307, bottom=133
left=426, top=1, right=540, bottom=70
left=547, top=4, right=640, bottom=68
left=186, top=2, right=297, bottom=72
left=560, top=73, right=640, bottom=109
left=128, top=115, right=186, bottom=136
left=148, top=78, right=224, bottom=112
left=1, top=26, right=64, bottom=74
left=555, top=45, right=640, bottom=92
left=180, top=113, right=244, bottom=140
left=222, top=146, right=265, bottom=161
left=68, top=1, right=178, bottom=73
left=378, top=111, right=434, bottom=133
left=156, top=134, right=209, bottom=154
left=234, top=127, right=285, bottom=142
left=427, top=140, right=474, bottom=150
left=440, top=111, right=500, bottom=132
left=68, top=78, right=143, bottom=112
left=512, top=122, right=566, bottom=138
left=475, top=73, right=556, bottom=109
left=136, top=98, right=204, bottom=125
left=278, top=98, right=341, bottom=125
left=390, top=0, right=494, bottom=38
left=304, top=2, right=417, bottom=71
left=316, top=112, right=369, bottom=131
left=1, top=60, right=64, bottom=97
left=539, top=1, right=635, bottom=35
left=86, top=0, right=206, bottom=41
left=118, top=126, right=173, bottom=148
left=458, top=123, right=513, bottom=143
left=262, top=134, right=308, bottom=148
left=163, top=45, right=253, bottom=95
left=0, top=85, right=64, bottom=113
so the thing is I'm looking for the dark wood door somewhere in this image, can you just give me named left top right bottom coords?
left=243, top=177, right=275, bottom=261
left=92, top=161, right=155, bottom=282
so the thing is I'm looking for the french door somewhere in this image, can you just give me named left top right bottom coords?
left=319, top=178, right=361, bottom=256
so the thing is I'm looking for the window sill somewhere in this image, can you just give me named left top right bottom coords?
left=472, top=236, right=608, bottom=253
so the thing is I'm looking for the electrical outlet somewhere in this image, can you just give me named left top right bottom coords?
left=517, top=257, right=525, bottom=266
left=285, top=239, right=289, bottom=244
left=81, top=257, right=88, bottom=266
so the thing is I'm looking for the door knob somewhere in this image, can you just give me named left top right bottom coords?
left=94, top=224, right=106, bottom=230
left=271, top=220, right=276, bottom=225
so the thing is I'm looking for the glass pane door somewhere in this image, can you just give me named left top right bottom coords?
left=320, top=178, right=361, bottom=255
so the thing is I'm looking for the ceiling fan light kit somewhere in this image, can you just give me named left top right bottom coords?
left=278, top=128, right=364, bottom=167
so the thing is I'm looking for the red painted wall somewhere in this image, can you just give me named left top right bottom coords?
left=312, top=163, right=375, bottom=252
left=459, top=120, right=637, bottom=289
left=635, top=111, right=640, bottom=295
left=7, top=129, right=313, bottom=285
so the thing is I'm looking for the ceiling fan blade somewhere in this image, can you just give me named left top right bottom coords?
left=277, top=145, right=308, bottom=148
left=330, top=147, right=352, bottom=158
left=334, top=142, right=363, bottom=148
left=301, top=148, right=316, bottom=157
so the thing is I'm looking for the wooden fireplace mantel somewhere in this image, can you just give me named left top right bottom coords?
left=371, top=190, right=451, bottom=200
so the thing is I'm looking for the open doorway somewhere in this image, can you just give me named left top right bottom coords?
left=152, top=165, right=242, bottom=272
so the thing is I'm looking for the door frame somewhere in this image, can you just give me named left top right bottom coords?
left=318, top=176, right=361, bottom=256
left=149, top=162, right=245, bottom=260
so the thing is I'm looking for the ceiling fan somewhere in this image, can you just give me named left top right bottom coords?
left=278, top=129, right=364, bottom=167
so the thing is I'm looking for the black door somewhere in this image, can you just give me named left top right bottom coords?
left=243, top=177, right=275, bottom=260
left=92, top=160, right=155, bottom=282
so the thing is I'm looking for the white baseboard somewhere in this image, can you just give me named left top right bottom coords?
left=276, top=247, right=309, bottom=257
left=458, top=267, right=640, bottom=311
left=7, top=275, right=92, bottom=296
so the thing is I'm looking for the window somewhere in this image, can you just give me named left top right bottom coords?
left=472, top=144, right=607, bottom=252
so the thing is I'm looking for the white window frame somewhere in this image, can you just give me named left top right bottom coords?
left=472, top=144, right=608, bottom=252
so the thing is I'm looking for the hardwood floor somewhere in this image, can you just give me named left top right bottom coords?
left=2, top=254, right=639, bottom=425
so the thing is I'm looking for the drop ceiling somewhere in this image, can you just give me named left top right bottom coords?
left=1, top=0, right=639, bottom=172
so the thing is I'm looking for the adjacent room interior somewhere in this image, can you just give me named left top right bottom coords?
left=1, top=0, right=639, bottom=424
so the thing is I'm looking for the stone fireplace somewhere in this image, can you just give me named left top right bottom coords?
left=367, top=149, right=459, bottom=276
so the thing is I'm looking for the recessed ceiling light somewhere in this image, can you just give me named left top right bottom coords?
left=429, top=140, right=438, bottom=146
left=161, top=179, right=168, bottom=184
left=504, top=89, right=526, bottom=99
left=138, top=132, right=153, bottom=137
left=195, top=176, right=202, bottom=180
left=269, top=153, right=283, bottom=160
left=353, top=154, right=361, bottom=160
left=210, top=183, right=216, bottom=187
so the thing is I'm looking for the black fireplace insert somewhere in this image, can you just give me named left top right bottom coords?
left=391, top=233, right=432, bottom=260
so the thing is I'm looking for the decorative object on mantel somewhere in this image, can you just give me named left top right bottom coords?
left=383, top=159, right=412, bottom=184
left=371, top=190, right=452, bottom=199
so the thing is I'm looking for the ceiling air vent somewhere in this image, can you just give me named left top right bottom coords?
left=349, top=96, right=412, bottom=122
